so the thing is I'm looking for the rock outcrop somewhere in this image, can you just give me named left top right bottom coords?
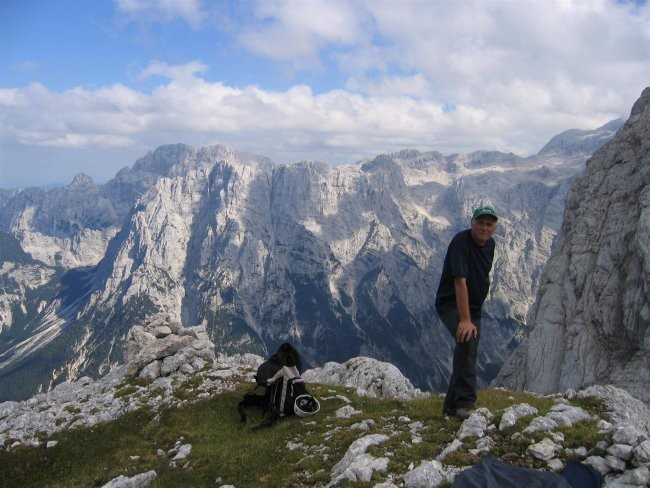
left=495, top=87, right=650, bottom=402
left=303, top=356, right=424, bottom=400
left=124, top=314, right=215, bottom=380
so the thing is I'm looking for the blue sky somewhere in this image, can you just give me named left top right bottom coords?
left=1, top=0, right=648, bottom=188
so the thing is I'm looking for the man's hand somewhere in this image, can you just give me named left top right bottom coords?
left=453, top=277, right=476, bottom=342
left=456, top=319, right=477, bottom=342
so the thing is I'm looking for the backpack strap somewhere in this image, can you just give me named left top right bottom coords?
left=238, top=392, right=281, bottom=430
left=237, top=388, right=266, bottom=422
left=252, top=412, right=280, bottom=430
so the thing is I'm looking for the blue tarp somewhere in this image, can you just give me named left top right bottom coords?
left=452, top=456, right=603, bottom=488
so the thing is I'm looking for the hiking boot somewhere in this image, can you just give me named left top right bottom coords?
left=456, top=407, right=475, bottom=420
left=442, top=406, right=456, bottom=417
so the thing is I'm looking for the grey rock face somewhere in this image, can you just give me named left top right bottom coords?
left=495, top=87, right=650, bottom=402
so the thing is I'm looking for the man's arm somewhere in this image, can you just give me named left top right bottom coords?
left=454, top=277, right=477, bottom=342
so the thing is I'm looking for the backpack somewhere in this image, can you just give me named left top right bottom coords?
left=238, top=343, right=320, bottom=429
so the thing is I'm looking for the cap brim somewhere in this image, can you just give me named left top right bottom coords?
left=475, top=212, right=498, bottom=220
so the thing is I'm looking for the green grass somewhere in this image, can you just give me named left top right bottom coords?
left=0, top=382, right=609, bottom=488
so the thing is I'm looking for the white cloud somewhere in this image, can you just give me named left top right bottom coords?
left=346, top=74, right=432, bottom=98
left=4, top=59, right=626, bottom=171
left=221, top=0, right=649, bottom=113
left=0, top=67, right=468, bottom=160
left=360, top=0, right=649, bottom=99
left=238, top=0, right=365, bottom=67
left=138, top=60, right=209, bottom=83
left=114, top=0, right=204, bottom=26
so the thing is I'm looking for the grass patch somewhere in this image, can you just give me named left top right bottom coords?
left=62, top=404, right=81, bottom=415
left=113, top=384, right=139, bottom=399
left=0, top=385, right=611, bottom=487
left=0, top=408, right=156, bottom=488
left=569, top=395, right=608, bottom=418
left=559, top=420, right=605, bottom=452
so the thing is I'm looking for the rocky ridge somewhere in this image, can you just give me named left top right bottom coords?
left=1, top=321, right=648, bottom=487
left=494, top=87, right=650, bottom=402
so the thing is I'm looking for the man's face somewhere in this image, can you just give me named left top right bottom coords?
left=470, top=216, right=497, bottom=245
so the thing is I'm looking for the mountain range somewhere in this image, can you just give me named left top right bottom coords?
left=0, top=114, right=626, bottom=401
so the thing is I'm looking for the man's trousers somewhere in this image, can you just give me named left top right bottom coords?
left=437, top=307, right=481, bottom=415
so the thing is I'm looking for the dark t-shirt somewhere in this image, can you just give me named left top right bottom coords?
left=435, top=229, right=495, bottom=317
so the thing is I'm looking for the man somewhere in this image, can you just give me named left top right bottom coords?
left=435, top=205, right=498, bottom=419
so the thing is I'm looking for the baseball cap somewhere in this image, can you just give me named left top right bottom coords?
left=472, top=205, right=498, bottom=221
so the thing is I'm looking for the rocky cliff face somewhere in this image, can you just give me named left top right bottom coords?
left=0, top=120, right=625, bottom=401
left=495, top=88, right=650, bottom=402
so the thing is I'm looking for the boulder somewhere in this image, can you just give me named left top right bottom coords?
left=303, top=357, right=424, bottom=400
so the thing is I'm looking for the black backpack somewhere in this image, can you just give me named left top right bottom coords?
left=238, top=343, right=320, bottom=429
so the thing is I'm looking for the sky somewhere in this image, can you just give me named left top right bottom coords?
left=0, top=0, right=648, bottom=189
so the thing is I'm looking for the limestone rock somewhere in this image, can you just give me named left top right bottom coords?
left=171, top=444, right=192, bottom=461
left=633, top=440, right=650, bottom=465
left=527, top=438, right=559, bottom=461
left=303, top=357, right=424, bottom=400
left=495, top=87, right=650, bottom=402
left=100, top=470, right=157, bottom=488
left=138, top=361, right=161, bottom=380
left=612, top=424, right=646, bottom=446
left=124, top=320, right=215, bottom=379
left=612, top=466, right=650, bottom=486
left=124, top=326, right=156, bottom=362
left=584, top=455, right=611, bottom=476
left=607, top=444, right=634, bottom=461
left=457, top=412, right=489, bottom=441
left=576, top=385, right=650, bottom=431
left=523, top=404, right=591, bottom=434
left=328, top=434, right=389, bottom=485
left=499, top=403, right=538, bottom=430
left=335, top=405, right=361, bottom=419
left=403, top=460, right=447, bottom=488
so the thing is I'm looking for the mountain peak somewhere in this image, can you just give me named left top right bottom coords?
left=68, top=173, right=95, bottom=188
left=630, top=86, right=650, bottom=118
left=132, top=143, right=194, bottom=175
left=537, top=118, right=625, bottom=157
